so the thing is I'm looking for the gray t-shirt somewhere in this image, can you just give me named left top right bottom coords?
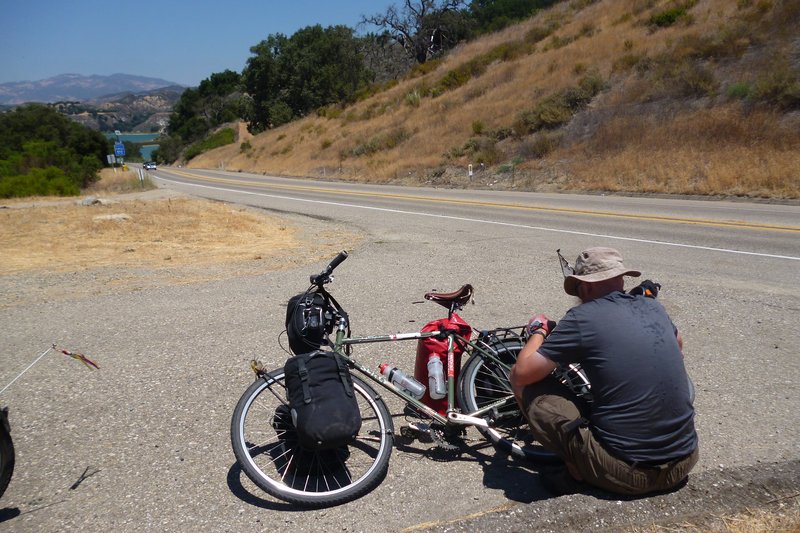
left=539, top=291, right=697, bottom=463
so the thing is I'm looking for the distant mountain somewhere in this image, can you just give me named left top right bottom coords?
left=0, top=73, right=183, bottom=105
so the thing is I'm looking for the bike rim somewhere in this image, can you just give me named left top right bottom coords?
left=463, top=350, right=557, bottom=461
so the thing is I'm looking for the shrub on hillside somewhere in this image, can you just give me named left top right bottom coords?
left=514, top=74, right=606, bottom=134
left=525, top=23, right=559, bottom=44
left=520, top=131, right=562, bottom=159
left=727, top=82, right=753, bottom=99
left=648, top=2, right=697, bottom=28
left=453, top=136, right=501, bottom=165
left=185, top=128, right=236, bottom=160
left=675, top=29, right=751, bottom=60
left=344, top=128, right=410, bottom=158
left=752, top=58, right=800, bottom=110
left=433, top=41, right=532, bottom=96
left=0, top=166, right=79, bottom=198
left=636, top=54, right=718, bottom=99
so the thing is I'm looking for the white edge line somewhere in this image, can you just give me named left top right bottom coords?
left=157, top=177, right=800, bottom=262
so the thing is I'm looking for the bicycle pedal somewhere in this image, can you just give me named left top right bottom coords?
left=400, top=423, right=435, bottom=443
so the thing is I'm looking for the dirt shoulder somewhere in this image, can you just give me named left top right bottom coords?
left=0, top=187, right=363, bottom=308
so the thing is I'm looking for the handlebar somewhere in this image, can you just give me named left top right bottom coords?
left=310, top=250, right=348, bottom=286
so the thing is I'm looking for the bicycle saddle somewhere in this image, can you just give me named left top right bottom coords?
left=424, top=284, right=474, bottom=309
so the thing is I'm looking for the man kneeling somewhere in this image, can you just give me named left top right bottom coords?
left=510, top=247, right=698, bottom=496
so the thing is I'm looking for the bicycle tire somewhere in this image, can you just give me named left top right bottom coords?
left=458, top=338, right=559, bottom=463
left=231, top=369, right=394, bottom=507
left=0, top=411, right=13, bottom=500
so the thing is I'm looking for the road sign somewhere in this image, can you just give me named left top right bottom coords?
left=107, top=154, right=116, bottom=164
left=114, top=142, right=126, bottom=157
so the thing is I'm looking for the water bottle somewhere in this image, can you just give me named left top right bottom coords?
left=427, top=355, right=446, bottom=400
left=379, top=363, right=425, bottom=399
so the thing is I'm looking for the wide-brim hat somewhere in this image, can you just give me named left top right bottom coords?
left=564, top=247, right=641, bottom=296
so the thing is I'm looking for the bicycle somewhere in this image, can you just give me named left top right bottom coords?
left=230, top=251, right=591, bottom=507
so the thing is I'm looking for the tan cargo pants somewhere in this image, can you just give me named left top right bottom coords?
left=521, top=376, right=698, bottom=496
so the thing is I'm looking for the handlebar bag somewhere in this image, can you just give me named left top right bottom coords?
left=284, top=350, right=362, bottom=451
left=285, top=292, right=329, bottom=355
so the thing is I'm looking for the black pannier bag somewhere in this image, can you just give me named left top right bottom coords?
left=284, top=350, right=362, bottom=450
left=285, top=292, right=329, bottom=355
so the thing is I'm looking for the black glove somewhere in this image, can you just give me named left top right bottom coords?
left=629, top=279, right=661, bottom=298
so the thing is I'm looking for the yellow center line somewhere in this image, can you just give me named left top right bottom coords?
left=164, top=169, right=800, bottom=234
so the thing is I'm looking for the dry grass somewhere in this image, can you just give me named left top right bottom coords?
left=85, top=167, right=158, bottom=194
left=188, top=0, right=799, bottom=199
left=0, top=171, right=360, bottom=284
left=0, top=197, right=303, bottom=274
left=563, top=105, right=800, bottom=198
left=0, top=168, right=317, bottom=274
left=634, top=499, right=800, bottom=532
left=0, top=193, right=360, bottom=308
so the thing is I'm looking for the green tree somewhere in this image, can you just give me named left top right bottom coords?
left=0, top=105, right=109, bottom=195
left=122, top=140, right=143, bottom=161
left=161, top=69, right=246, bottom=162
left=243, top=25, right=371, bottom=132
left=168, top=87, right=214, bottom=145
left=469, top=0, right=559, bottom=33
left=196, top=70, right=245, bottom=126
left=0, top=104, right=109, bottom=168
left=167, top=70, right=244, bottom=143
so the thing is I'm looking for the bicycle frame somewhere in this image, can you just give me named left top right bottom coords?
left=330, top=315, right=520, bottom=429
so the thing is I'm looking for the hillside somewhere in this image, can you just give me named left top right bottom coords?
left=188, top=0, right=800, bottom=200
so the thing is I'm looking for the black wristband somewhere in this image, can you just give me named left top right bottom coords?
left=530, top=329, right=547, bottom=339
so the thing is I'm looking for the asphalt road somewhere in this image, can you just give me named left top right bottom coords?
left=1, top=168, right=798, bottom=532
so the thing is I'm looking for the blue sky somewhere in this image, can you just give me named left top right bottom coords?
left=0, top=0, right=389, bottom=86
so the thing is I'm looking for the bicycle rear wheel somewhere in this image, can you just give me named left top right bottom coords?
left=231, top=369, right=393, bottom=508
left=458, top=337, right=559, bottom=463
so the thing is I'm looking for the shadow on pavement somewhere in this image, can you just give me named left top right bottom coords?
left=0, top=507, right=21, bottom=523
left=226, top=462, right=301, bottom=512
left=393, top=429, right=555, bottom=504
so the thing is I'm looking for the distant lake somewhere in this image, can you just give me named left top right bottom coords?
left=105, top=132, right=160, bottom=160
left=105, top=133, right=160, bottom=143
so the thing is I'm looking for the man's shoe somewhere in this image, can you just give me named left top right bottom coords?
left=539, top=465, right=587, bottom=496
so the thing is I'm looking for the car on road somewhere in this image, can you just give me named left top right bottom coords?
left=144, top=162, right=157, bottom=170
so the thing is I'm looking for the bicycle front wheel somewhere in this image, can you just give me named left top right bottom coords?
left=230, top=369, right=394, bottom=507
left=458, top=338, right=559, bottom=463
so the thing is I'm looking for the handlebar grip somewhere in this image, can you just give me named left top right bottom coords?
left=310, top=251, right=349, bottom=285
left=328, top=250, right=348, bottom=271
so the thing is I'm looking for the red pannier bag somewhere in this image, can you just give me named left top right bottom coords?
left=413, top=313, right=472, bottom=415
